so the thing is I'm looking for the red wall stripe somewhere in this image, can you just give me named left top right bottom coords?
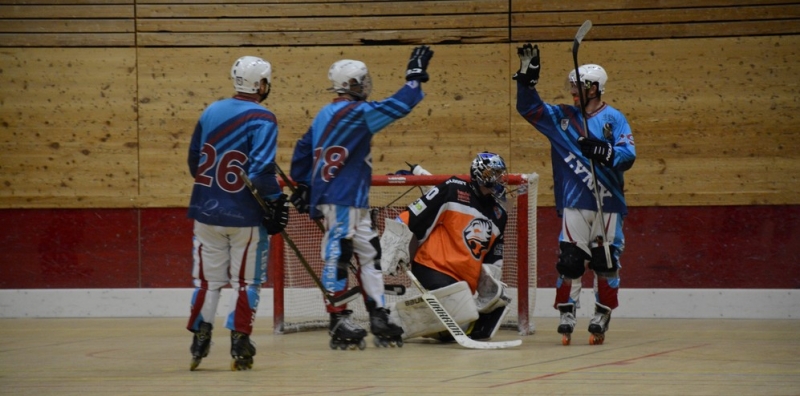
left=1, top=206, right=798, bottom=289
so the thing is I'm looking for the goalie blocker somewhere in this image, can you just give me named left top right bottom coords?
left=388, top=265, right=511, bottom=340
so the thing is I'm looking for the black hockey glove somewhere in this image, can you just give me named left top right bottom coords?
left=263, top=194, right=290, bottom=235
left=512, top=43, right=540, bottom=88
left=406, top=45, right=434, bottom=82
left=289, top=183, right=311, bottom=214
left=578, top=137, right=615, bottom=166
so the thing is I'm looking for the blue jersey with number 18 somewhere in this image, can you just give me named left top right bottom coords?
left=187, top=97, right=281, bottom=227
left=290, top=81, right=425, bottom=218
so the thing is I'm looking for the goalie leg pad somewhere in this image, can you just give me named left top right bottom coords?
left=390, top=281, right=479, bottom=339
left=468, top=305, right=510, bottom=340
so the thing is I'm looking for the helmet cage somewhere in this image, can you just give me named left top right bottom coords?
left=470, top=151, right=508, bottom=192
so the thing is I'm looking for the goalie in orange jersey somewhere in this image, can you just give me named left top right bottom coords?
left=380, top=152, right=512, bottom=341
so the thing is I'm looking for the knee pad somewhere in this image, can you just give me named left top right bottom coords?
left=588, top=245, right=619, bottom=273
left=556, top=242, right=589, bottom=279
left=336, top=239, right=354, bottom=281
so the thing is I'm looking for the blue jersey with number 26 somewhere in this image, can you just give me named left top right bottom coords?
left=187, top=97, right=281, bottom=227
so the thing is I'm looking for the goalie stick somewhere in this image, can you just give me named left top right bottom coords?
left=572, top=20, right=613, bottom=269
left=404, top=263, right=521, bottom=350
left=239, top=170, right=357, bottom=307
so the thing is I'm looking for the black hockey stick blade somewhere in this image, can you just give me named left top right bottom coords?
left=328, top=286, right=361, bottom=307
left=331, top=284, right=405, bottom=305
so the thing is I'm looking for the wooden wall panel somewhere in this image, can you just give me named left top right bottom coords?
left=135, top=0, right=509, bottom=46
left=136, top=45, right=511, bottom=207
left=511, top=1, right=800, bottom=41
left=2, top=35, right=797, bottom=208
left=1, top=1, right=798, bottom=208
left=0, top=48, right=139, bottom=208
left=0, top=2, right=135, bottom=47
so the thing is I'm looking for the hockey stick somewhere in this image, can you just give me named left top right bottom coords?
left=271, top=164, right=392, bottom=299
left=572, top=20, right=613, bottom=269
left=386, top=185, right=418, bottom=208
left=404, top=264, right=521, bottom=349
left=273, top=163, right=326, bottom=233
left=345, top=283, right=406, bottom=297
left=239, top=170, right=356, bottom=307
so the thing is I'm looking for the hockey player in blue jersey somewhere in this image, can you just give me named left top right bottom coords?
left=186, top=56, right=289, bottom=370
left=514, top=43, right=636, bottom=345
left=290, top=46, right=434, bottom=349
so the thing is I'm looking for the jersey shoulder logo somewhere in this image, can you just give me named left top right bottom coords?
left=462, top=218, right=493, bottom=259
left=409, top=198, right=427, bottom=216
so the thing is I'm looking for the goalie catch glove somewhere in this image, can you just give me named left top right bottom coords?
left=289, top=183, right=310, bottom=214
left=379, top=218, right=413, bottom=276
left=512, top=43, right=540, bottom=88
left=578, top=137, right=615, bottom=166
left=263, top=194, right=290, bottom=235
left=405, top=45, right=434, bottom=83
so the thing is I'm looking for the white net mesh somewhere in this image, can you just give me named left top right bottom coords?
left=272, top=173, right=538, bottom=336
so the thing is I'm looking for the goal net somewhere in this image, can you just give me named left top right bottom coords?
left=270, top=173, right=538, bottom=336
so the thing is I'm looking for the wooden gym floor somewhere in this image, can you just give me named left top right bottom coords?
left=0, top=317, right=797, bottom=395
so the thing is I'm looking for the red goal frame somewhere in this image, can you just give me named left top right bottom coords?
left=270, top=173, right=538, bottom=335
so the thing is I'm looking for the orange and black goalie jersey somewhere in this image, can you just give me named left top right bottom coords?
left=398, top=176, right=507, bottom=292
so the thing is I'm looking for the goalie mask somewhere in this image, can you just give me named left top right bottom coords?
left=328, top=59, right=372, bottom=100
left=566, top=64, right=607, bottom=95
left=231, top=56, right=272, bottom=99
left=470, top=151, right=508, bottom=201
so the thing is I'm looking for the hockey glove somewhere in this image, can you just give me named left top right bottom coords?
left=289, top=183, right=311, bottom=214
left=578, top=137, right=615, bottom=166
left=405, top=45, right=434, bottom=82
left=263, top=194, right=290, bottom=235
left=512, top=43, right=540, bottom=88
left=405, top=161, right=431, bottom=176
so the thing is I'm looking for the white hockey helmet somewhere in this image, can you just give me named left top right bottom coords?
left=231, top=56, right=272, bottom=94
left=567, top=64, right=607, bottom=94
left=328, top=59, right=372, bottom=99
